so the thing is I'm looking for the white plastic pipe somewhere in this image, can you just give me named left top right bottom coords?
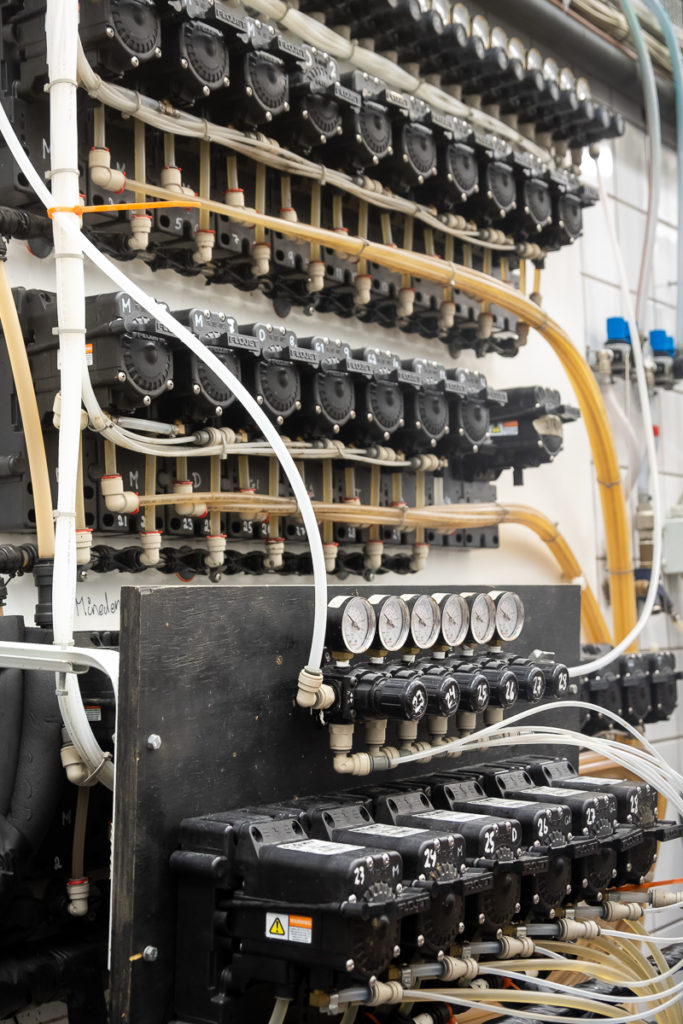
left=46, top=0, right=114, bottom=790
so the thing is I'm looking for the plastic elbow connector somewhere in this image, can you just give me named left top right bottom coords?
left=478, top=310, right=494, bottom=339
left=333, top=752, right=373, bottom=775
left=67, top=877, right=90, bottom=918
left=193, top=229, right=215, bottom=265
left=128, top=213, right=152, bottom=252
left=355, top=273, right=372, bottom=306
left=296, top=665, right=325, bottom=708
left=264, top=538, right=285, bottom=571
left=160, top=166, right=195, bottom=198
left=100, top=475, right=139, bottom=515
left=88, top=147, right=126, bottom=194
left=398, top=286, right=415, bottom=319
left=75, top=528, right=93, bottom=566
left=307, top=260, right=325, bottom=294
left=224, top=188, right=245, bottom=208
left=60, top=742, right=97, bottom=787
left=139, top=530, right=162, bottom=567
left=205, top=534, right=227, bottom=570
left=173, top=481, right=208, bottom=518
left=364, top=540, right=384, bottom=572
left=439, top=299, right=456, bottom=332
left=251, top=242, right=271, bottom=277
left=323, top=542, right=339, bottom=573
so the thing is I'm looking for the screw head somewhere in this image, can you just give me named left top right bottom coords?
left=393, top=945, right=401, bottom=957
left=117, top=371, right=127, bottom=382
left=105, top=25, right=115, bottom=37
left=180, top=58, right=189, bottom=69
left=146, top=734, right=162, bottom=751
left=143, top=945, right=158, bottom=962
left=346, top=959, right=355, bottom=972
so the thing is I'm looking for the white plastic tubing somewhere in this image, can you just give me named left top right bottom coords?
left=0, top=0, right=329, bottom=789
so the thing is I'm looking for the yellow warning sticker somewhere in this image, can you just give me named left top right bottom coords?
left=265, top=912, right=313, bottom=944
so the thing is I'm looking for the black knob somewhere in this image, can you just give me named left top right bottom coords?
left=448, top=665, right=490, bottom=713
left=420, top=667, right=461, bottom=717
left=545, top=661, right=569, bottom=699
left=508, top=659, right=546, bottom=704
left=354, top=670, right=428, bottom=721
left=477, top=663, right=519, bottom=709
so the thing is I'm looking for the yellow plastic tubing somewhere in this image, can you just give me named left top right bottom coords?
left=125, top=177, right=635, bottom=645
left=134, top=489, right=609, bottom=643
left=0, top=261, right=54, bottom=557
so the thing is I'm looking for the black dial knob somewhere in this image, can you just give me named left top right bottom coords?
left=122, top=335, right=172, bottom=395
left=545, top=661, right=569, bottom=699
left=448, top=665, right=490, bottom=713
left=243, top=51, right=289, bottom=120
left=508, top=659, right=546, bottom=705
left=478, top=664, right=519, bottom=709
left=367, top=379, right=404, bottom=435
left=194, top=347, right=240, bottom=409
left=420, top=667, right=461, bottom=717
left=314, top=368, right=355, bottom=427
left=180, top=20, right=229, bottom=91
left=354, top=670, right=428, bottom=721
left=445, top=142, right=479, bottom=200
left=355, top=102, right=393, bottom=165
left=456, top=400, right=490, bottom=447
left=113, top=0, right=161, bottom=58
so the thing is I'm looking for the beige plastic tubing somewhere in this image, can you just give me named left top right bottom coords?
left=123, top=177, right=635, bottom=646
left=0, top=261, right=54, bottom=557
left=133, top=490, right=609, bottom=643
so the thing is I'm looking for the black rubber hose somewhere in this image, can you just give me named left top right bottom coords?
left=0, top=669, right=62, bottom=900
left=0, top=617, right=25, bottom=816
left=0, top=935, right=107, bottom=1019
left=0, top=206, right=52, bottom=242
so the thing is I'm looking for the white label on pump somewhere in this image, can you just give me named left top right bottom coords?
left=533, top=786, right=582, bottom=797
left=349, top=823, right=427, bottom=838
left=473, top=798, right=534, bottom=809
left=420, top=810, right=486, bottom=823
left=282, top=839, right=363, bottom=856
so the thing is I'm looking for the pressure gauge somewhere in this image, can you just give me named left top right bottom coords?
left=542, top=58, right=559, bottom=82
left=471, top=15, right=491, bottom=44
left=575, top=76, right=591, bottom=101
left=403, top=593, right=441, bottom=650
left=507, top=37, right=526, bottom=64
left=327, top=595, right=376, bottom=655
left=452, top=3, right=471, bottom=31
left=462, top=592, right=496, bottom=645
left=433, top=593, right=469, bottom=648
left=491, top=591, right=526, bottom=643
left=369, top=594, right=411, bottom=652
left=559, top=67, right=576, bottom=93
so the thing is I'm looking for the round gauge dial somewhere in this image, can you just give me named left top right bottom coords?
left=464, top=592, right=496, bottom=645
left=559, top=67, right=576, bottom=92
left=490, top=26, right=508, bottom=51
left=452, top=3, right=471, bottom=31
left=492, top=591, right=525, bottom=643
left=471, top=15, right=491, bottom=44
left=369, top=595, right=411, bottom=652
left=327, top=595, right=376, bottom=655
left=507, top=37, right=526, bottom=64
left=542, top=57, right=559, bottom=82
left=434, top=593, right=469, bottom=648
left=404, top=593, right=441, bottom=650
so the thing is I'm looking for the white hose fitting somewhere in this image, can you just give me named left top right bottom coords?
left=251, top=242, right=271, bottom=277
left=66, top=877, right=90, bottom=917
left=173, top=480, right=208, bottom=518
left=100, top=474, right=139, bottom=515
left=478, top=311, right=494, bottom=340
left=296, top=665, right=325, bottom=708
left=205, top=534, right=226, bottom=570
left=193, top=228, right=215, bottom=265
left=60, top=741, right=98, bottom=787
left=366, top=981, right=404, bottom=1006
left=365, top=718, right=387, bottom=753
left=75, top=528, right=93, bottom=566
left=224, top=188, right=245, bottom=208
left=355, top=273, right=372, bottom=305
left=88, top=147, right=126, bottom=193
left=307, top=260, right=325, bottom=293
left=128, top=213, right=152, bottom=252
left=439, top=299, right=456, bottom=332
left=516, top=323, right=530, bottom=348
left=139, top=530, right=162, bottom=567
left=264, top=538, right=285, bottom=570
left=398, top=287, right=415, bottom=319
left=323, top=542, right=339, bottom=573
left=601, top=901, right=644, bottom=922
left=650, top=889, right=683, bottom=908
left=496, top=936, right=535, bottom=958
left=364, top=540, right=384, bottom=572
left=410, top=542, right=429, bottom=572
left=333, top=751, right=372, bottom=775
left=556, top=918, right=601, bottom=941
left=440, top=956, right=479, bottom=983
left=160, top=165, right=194, bottom=198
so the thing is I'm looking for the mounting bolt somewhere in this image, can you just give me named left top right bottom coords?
left=345, top=959, right=355, bottom=972
left=146, top=734, right=162, bottom=751
left=143, top=946, right=158, bottom=962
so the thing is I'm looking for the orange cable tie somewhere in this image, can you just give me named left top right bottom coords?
left=47, top=200, right=201, bottom=219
